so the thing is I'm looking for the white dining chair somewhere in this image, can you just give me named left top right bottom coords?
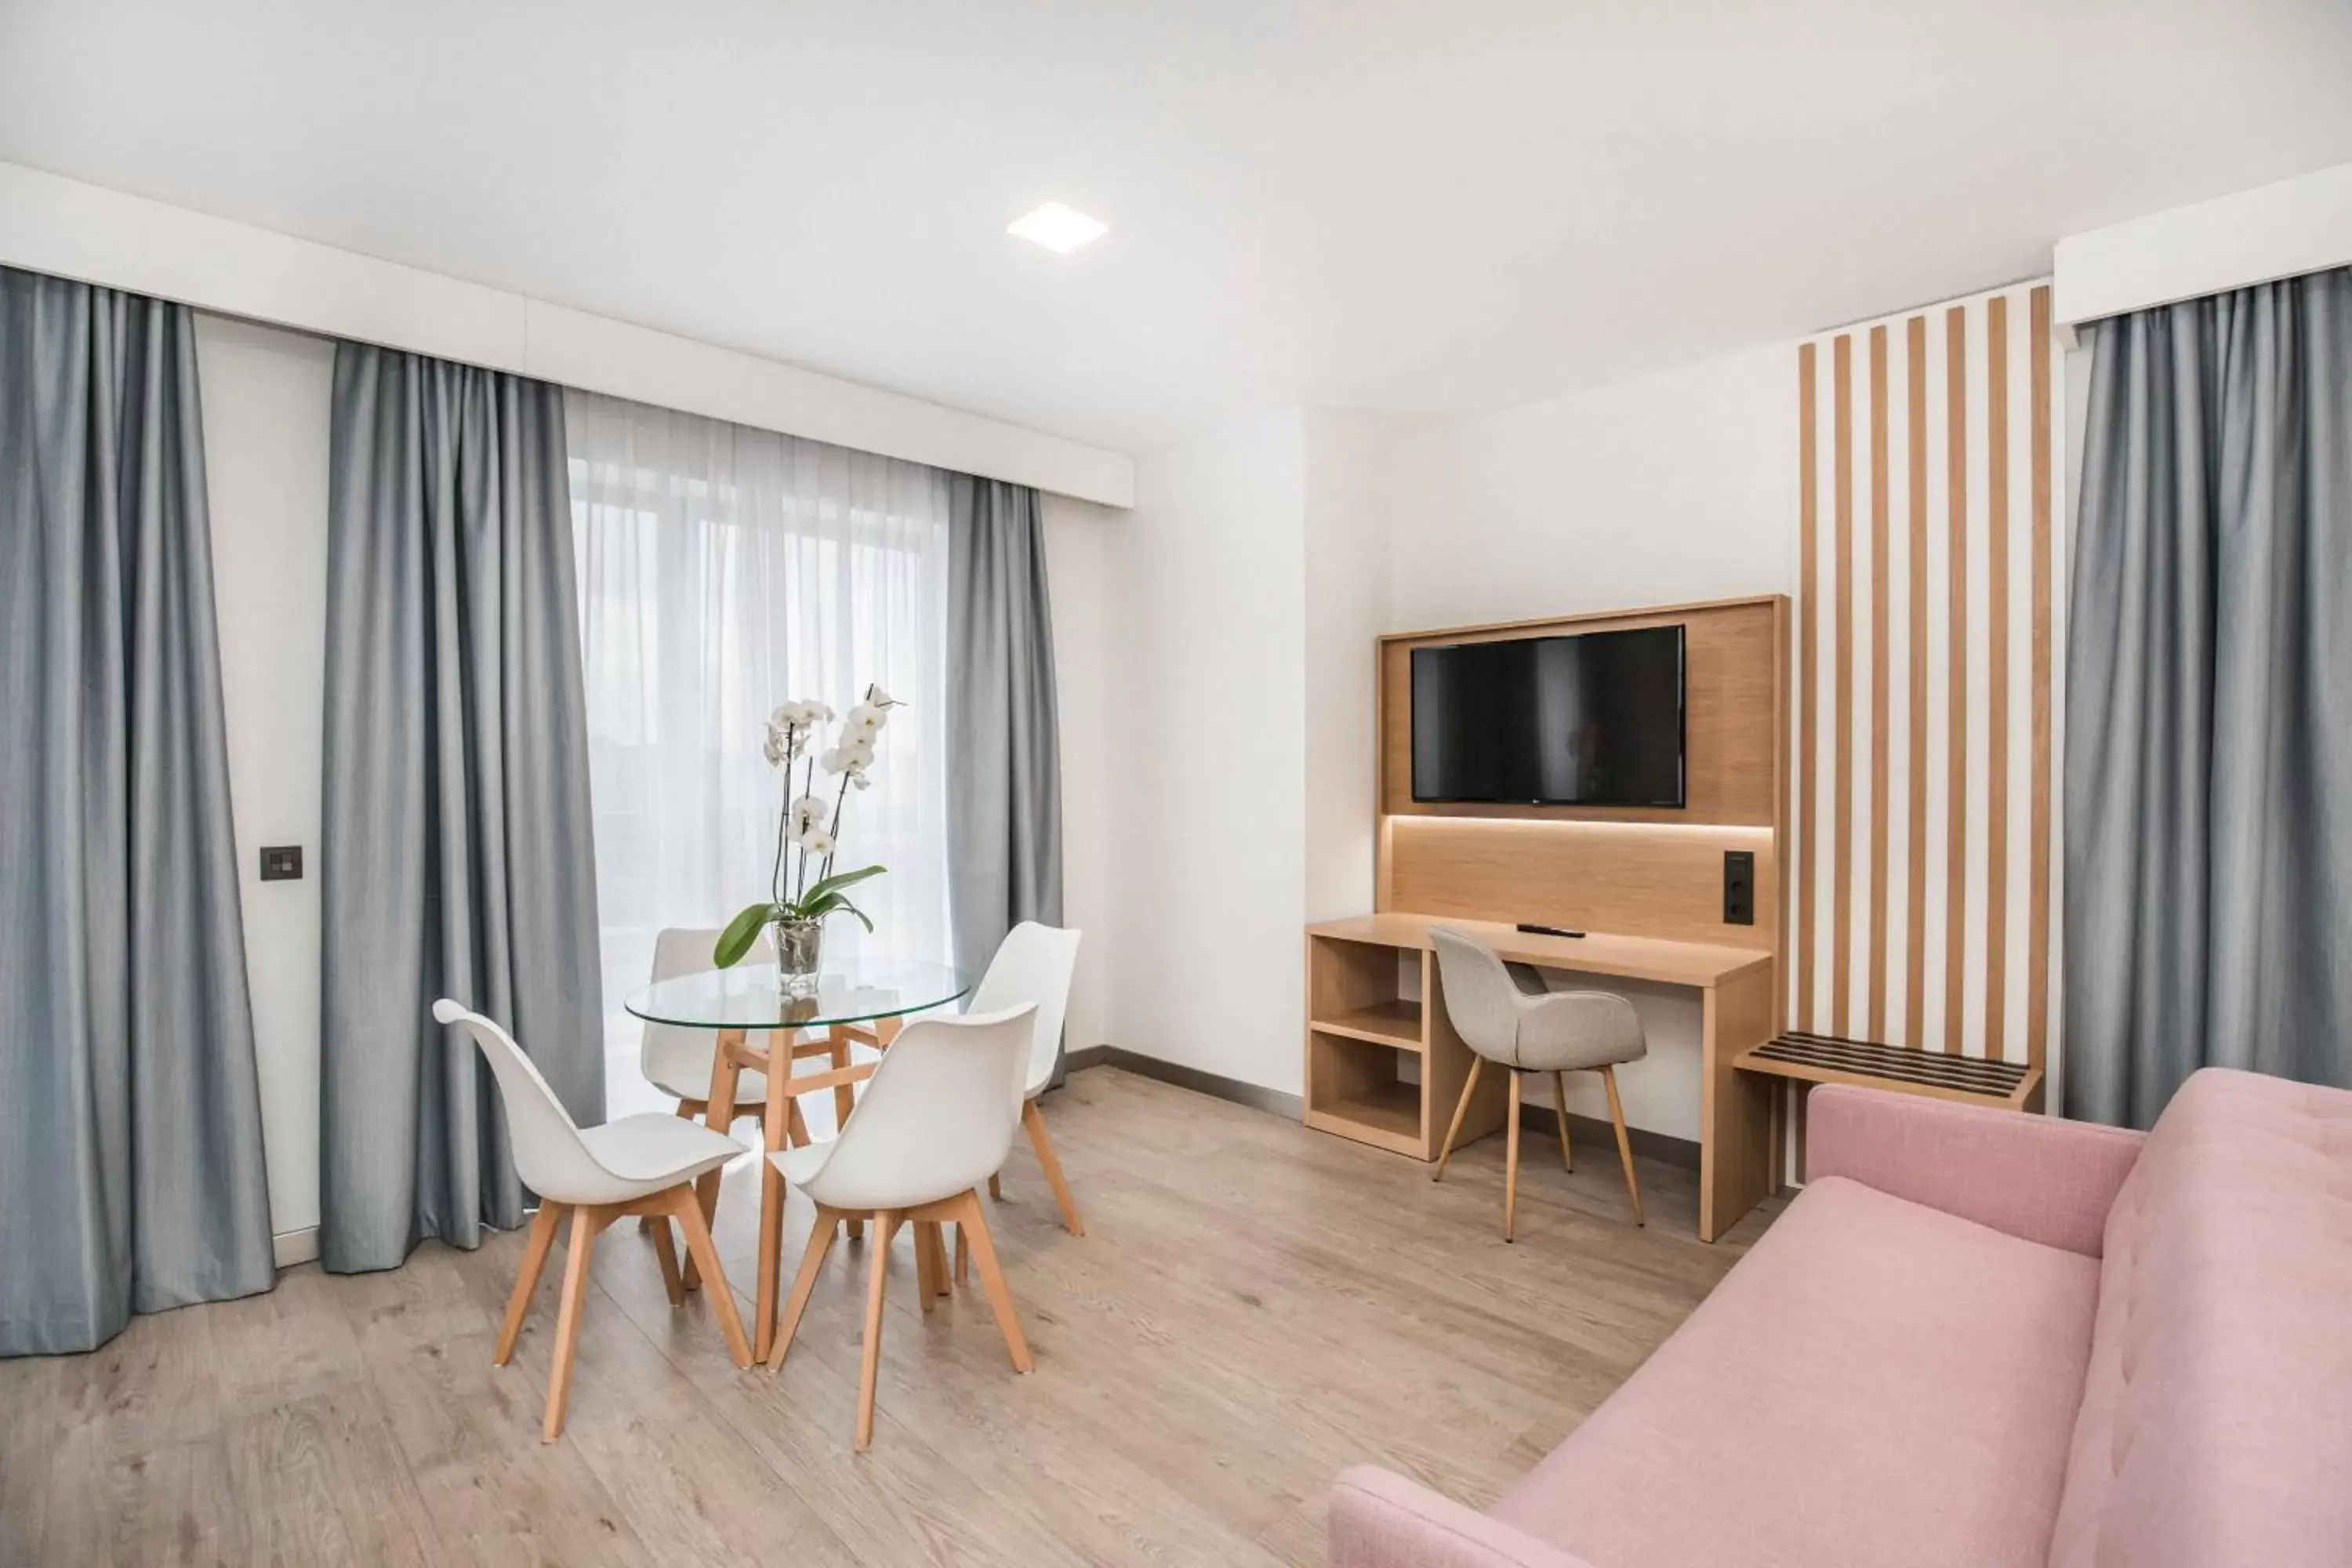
left=970, top=922, right=1087, bottom=1235
left=765, top=1003, right=1039, bottom=1450
left=643, top=926, right=782, bottom=1129
left=433, top=999, right=753, bottom=1442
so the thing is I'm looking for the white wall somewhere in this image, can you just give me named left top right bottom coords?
left=1379, top=347, right=1798, bottom=1140
left=1387, top=346, right=1795, bottom=631
left=1301, top=412, right=1396, bottom=924
left=1103, top=412, right=1311, bottom=1094
left=1094, top=361, right=1798, bottom=1131
left=1041, top=493, right=1119, bottom=1057
left=196, top=313, right=334, bottom=1240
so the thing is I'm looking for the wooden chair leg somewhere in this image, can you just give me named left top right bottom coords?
left=543, top=1206, right=605, bottom=1442
left=1550, top=1073, right=1574, bottom=1171
left=1432, top=1055, right=1485, bottom=1182
left=1504, top=1070, right=1523, bottom=1243
left=1022, top=1099, right=1085, bottom=1237
left=671, top=1189, right=753, bottom=1367
left=953, top=1192, right=1033, bottom=1374
left=496, top=1203, right=564, bottom=1366
left=1602, top=1065, right=1646, bottom=1227
left=953, top=1223, right=969, bottom=1285
left=988, top=1173, right=1003, bottom=1203
left=650, top=1212, right=685, bottom=1306
left=768, top=1206, right=841, bottom=1371
left=914, top=1220, right=942, bottom=1313
left=855, top=1212, right=898, bottom=1450
left=927, top=1224, right=952, bottom=1298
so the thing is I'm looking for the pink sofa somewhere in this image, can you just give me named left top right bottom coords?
left=1329, top=1068, right=2352, bottom=1568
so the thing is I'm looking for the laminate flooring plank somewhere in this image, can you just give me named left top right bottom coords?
left=0, top=1355, right=58, bottom=1563
left=590, top=1221, right=1071, bottom=1568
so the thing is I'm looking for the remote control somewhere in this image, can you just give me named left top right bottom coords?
left=1515, top=922, right=1584, bottom=938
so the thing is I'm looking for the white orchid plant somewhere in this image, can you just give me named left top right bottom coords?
left=713, top=684, right=902, bottom=968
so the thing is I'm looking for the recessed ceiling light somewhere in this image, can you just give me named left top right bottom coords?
left=1007, top=201, right=1109, bottom=254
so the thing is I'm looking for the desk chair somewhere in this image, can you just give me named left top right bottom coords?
left=433, top=1000, right=752, bottom=1442
left=1427, top=926, right=1648, bottom=1239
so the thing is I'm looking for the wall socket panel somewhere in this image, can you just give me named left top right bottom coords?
left=260, top=845, right=303, bottom=881
left=1722, top=850, right=1755, bottom=925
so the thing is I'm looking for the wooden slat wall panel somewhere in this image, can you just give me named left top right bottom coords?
left=1789, top=281, right=2063, bottom=1070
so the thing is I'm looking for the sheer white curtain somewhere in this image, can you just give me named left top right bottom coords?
left=566, top=391, right=953, bottom=1116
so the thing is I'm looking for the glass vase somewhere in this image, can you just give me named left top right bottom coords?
left=772, top=916, right=822, bottom=998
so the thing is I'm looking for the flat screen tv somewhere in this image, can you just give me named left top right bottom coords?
left=1410, top=625, right=1686, bottom=807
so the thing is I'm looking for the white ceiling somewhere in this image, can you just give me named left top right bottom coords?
left=4, top=1, right=2349, bottom=454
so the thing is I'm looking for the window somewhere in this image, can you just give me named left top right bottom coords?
left=567, top=391, right=952, bottom=1115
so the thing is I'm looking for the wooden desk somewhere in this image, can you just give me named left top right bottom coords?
left=1304, top=912, right=1779, bottom=1241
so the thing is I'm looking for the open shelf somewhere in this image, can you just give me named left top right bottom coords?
left=1308, top=997, right=1424, bottom=1051
left=1304, top=1023, right=1427, bottom=1159
left=1311, top=1079, right=1422, bottom=1142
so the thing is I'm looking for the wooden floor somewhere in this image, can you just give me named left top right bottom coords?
left=0, top=1066, right=1782, bottom=1567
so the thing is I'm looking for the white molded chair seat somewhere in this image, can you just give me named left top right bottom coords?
left=771, top=1139, right=831, bottom=1189
left=764, top=1004, right=1040, bottom=1449
left=575, top=1115, right=742, bottom=1196
left=643, top=927, right=775, bottom=1105
left=432, top=998, right=753, bottom=1441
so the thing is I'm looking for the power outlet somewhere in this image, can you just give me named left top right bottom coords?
left=1722, top=850, right=1755, bottom=925
left=260, top=845, right=303, bottom=882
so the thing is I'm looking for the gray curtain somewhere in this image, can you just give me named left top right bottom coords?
left=321, top=344, right=603, bottom=1272
left=0, top=266, right=276, bottom=1355
left=2064, top=266, right=2352, bottom=1128
left=946, top=476, right=1066, bottom=1076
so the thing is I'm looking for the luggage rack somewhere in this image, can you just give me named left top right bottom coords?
left=1733, top=1030, right=2043, bottom=1112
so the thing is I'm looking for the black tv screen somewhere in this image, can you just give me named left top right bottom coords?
left=1410, top=626, right=1686, bottom=807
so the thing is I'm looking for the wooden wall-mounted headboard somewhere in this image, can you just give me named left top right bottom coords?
left=1374, top=595, right=1789, bottom=956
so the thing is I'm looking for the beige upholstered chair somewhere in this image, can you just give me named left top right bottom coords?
left=1428, top=926, right=1648, bottom=1238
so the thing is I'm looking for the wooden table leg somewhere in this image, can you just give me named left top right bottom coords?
left=829, top=1025, right=865, bottom=1242
left=826, top=1025, right=857, bottom=1136
left=754, top=1028, right=790, bottom=1361
left=688, top=1027, right=744, bottom=1290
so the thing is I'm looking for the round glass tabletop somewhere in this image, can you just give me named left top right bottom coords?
left=623, top=957, right=971, bottom=1032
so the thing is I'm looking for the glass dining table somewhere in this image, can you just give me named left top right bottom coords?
left=623, top=956, right=971, bottom=1360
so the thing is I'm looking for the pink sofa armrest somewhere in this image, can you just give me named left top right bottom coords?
left=1328, top=1466, right=1599, bottom=1568
left=1806, top=1084, right=2144, bottom=1256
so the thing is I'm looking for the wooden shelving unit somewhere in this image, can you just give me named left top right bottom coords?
left=1303, top=930, right=1505, bottom=1162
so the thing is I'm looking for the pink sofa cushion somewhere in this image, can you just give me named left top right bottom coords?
left=2046, top=1069, right=2352, bottom=1568
left=1491, top=1177, right=2100, bottom=1568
